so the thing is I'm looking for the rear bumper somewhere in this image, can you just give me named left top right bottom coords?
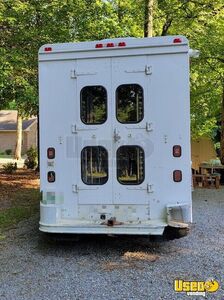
left=39, top=203, right=191, bottom=236
left=39, top=222, right=166, bottom=235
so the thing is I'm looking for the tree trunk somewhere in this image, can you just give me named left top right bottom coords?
left=14, top=113, right=23, bottom=160
left=117, top=0, right=122, bottom=23
left=161, top=16, right=173, bottom=36
left=144, top=0, right=153, bottom=37
left=220, top=85, right=224, bottom=164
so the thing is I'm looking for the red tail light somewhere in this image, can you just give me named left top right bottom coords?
left=173, top=38, right=182, bottom=43
left=107, top=42, right=115, bottom=47
left=48, top=171, right=55, bottom=183
left=47, top=147, right=55, bottom=159
left=118, top=42, right=126, bottom=47
left=44, top=47, right=52, bottom=52
left=95, top=43, right=103, bottom=48
left=173, top=145, right=182, bottom=157
left=173, top=170, right=182, bottom=182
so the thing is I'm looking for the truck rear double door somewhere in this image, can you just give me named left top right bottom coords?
left=74, top=55, right=151, bottom=209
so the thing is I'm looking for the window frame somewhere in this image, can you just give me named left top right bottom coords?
left=116, top=145, right=145, bottom=185
left=81, top=146, right=109, bottom=185
left=116, top=83, right=144, bottom=124
left=80, top=85, right=108, bottom=125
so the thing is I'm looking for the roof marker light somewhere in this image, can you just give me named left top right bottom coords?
left=118, top=42, right=126, bottom=47
left=173, top=38, right=182, bottom=43
left=95, top=43, right=103, bottom=48
left=44, top=47, right=52, bottom=52
left=107, top=42, right=115, bottom=48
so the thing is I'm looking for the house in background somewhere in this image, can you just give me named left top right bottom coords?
left=0, top=110, right=37, bottom=154
left=191, top=137, right=217, bottom=171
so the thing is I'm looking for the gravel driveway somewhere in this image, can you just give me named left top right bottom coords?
left=0, top=189, right=223, bottom=300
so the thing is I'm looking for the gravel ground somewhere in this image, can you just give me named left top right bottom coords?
left=0, top=189, right=223, bottom=300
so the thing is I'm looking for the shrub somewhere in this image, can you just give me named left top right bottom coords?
left=5, top=149, right=12, bottom=155
left=24, top=147, right=38, bottom=169
left=3, top=162, right=17, bottom=174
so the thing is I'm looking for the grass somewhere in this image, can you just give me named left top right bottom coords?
left=0, top=205, right=39, bottom=230
left=0, top=155, right=13, bottom=159
left=0, top=170, right=40, bottom=234
left=0, top=155, right=26, bottom=159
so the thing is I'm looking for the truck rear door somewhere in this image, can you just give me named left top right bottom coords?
left=75, top=58, right=113, bottom=205
left=111, top=56, right=152, bottom=205
left=75, top=55, right=152, bottom=208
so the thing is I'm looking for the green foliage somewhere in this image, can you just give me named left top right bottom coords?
left=0, top=0, right=223, bottom=137
left=3, top=162, right=17, bottom=174
left=5, top=149, right=12, bottom=155
left=24, top=146, right=38, bottom=169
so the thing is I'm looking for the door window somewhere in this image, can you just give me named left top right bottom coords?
left=117, top=146, right=144, bottom=184
left=81, top=146, right=108, bottom=185
left=80, top=86, right=107, bottom=124
left=116, top=84, right=144, bottom=123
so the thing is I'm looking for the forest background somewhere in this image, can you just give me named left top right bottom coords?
left=0, top=0, right=223, bottom=160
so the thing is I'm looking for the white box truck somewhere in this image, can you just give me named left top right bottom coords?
left=38, top=36, right=192, bottom=238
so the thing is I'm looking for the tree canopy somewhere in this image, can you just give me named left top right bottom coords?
left=0, top=0, right=223, bottom=138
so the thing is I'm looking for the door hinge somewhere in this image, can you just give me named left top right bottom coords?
left=145, top=65, right=152, bottom=75
left=70, top=69, right=77, bottom=79
left=146, top=122, right=153, bottom=132
left=147, top=184, right=154, bottom=193
left=113, top=128, right=121, bottom=142
left=72, top=184, right=79, bottom=193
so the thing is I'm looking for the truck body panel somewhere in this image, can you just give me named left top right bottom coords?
left=38, top=36, right=191, bottom=235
